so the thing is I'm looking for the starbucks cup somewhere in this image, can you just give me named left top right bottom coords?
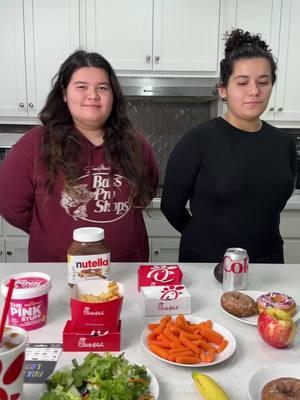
left=1, top=272, right=52, bottom=330
left=0, top=325, right=28, bottom=399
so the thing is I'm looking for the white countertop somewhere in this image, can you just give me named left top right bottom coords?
left=0, top=262, right=299, bottom=400
left=150, top=194, right=300, bottom=210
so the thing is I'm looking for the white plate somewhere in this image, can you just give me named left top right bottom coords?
left=43, top=355, right=159, bottom=399
left=220, top=290, right=300, bottom=326
left=248, top=363, right=300, bottom=400
left=141, top=316, right=236, bottom=367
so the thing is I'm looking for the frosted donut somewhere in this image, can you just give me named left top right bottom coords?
left=221, top=291, right=257, bottom=318
left=256, top=292, right=296, bottom=317
left=262, top=377, right=300, bottom=400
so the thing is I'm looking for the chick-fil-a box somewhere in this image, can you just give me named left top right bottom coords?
left=63, top=320, right=121, bottom=352
left=138, top=264, right=183, bottom=291
left=70, top=279, right=123, bottom=331
left=140, top=284, right=191, bottom=316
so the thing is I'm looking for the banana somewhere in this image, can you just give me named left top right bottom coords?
left=192, top=371, right=230, bottom=400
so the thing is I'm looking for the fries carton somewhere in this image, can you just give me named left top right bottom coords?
left=63, top=320, right=121, bottom=352
left=70, top=279, right=123, bottom=331
left=140, top=284, right=191, bottom=316
left=138, top=264, right=183, bottom=291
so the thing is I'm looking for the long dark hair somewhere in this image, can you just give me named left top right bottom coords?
left=219, top=29, right=277, bottom=87
left=39, top=50, right=155, bottom=206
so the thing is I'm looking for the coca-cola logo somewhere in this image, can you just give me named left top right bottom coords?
left=223, top=256, right=248, bottom=274
left=146, top=266, right=178, bottom=283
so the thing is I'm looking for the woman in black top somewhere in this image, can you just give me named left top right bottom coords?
left=161, top=29, right=296, bottom=263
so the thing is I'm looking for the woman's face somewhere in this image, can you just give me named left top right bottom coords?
left=218, top=57, right=273, bottom=123
left=63, top=67, right=114, bottom=132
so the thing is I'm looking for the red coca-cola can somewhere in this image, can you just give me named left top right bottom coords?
left=223, top=248, right=249, bottom=291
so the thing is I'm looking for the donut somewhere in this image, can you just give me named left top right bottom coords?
left=221, top=291, right=257, bottom=318
left=261, top=377, right=300, bottom=400
left=256, top=292, right=296, bottom=317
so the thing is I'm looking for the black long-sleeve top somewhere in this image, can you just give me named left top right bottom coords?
left=161, top=117, right=296, bottom=262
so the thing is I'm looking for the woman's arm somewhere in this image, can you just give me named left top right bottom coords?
left=0, top=131, right=39, bottom=233
left=161, top=126, right=204, bottom=233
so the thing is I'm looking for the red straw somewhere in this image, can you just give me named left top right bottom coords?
left=0, top=278, right=15, bottom=343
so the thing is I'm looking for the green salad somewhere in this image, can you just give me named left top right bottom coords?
left=40, top=353, right=155, bottom=400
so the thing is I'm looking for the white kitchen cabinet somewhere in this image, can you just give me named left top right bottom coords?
left=0, top=238, right=5, bottom=262
left=84, top=0, right=223, bottom=75
left=283, top=240, right=300, bottom=264
left=224, top=0, right=300, bottom=127
left=0, top=217, right=29, bottom=262
left=5, top=237, right=29, bottom=263
left=0, top=0, right=80, bottom=122
left=151, top=238, right=180, bottom=262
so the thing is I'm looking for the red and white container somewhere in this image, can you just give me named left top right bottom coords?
left=63, top=320, right=121, bottom=352
left=223, top=248, right=249, bottom=291
left=1, top=272, right=52, bottom=330
left=140, top=284, right=191, bottom=316
left=138, top=264, right=183, bottom=291
left=70, top=279, right=123, bottom=331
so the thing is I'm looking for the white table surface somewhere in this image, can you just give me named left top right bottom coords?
left=1, top=262, right=300, bottom=400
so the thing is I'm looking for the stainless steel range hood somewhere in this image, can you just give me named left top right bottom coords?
left=119, top=76, right=218, bottom=100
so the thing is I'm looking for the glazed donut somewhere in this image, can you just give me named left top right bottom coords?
left=261, top=377, right=300, bottom=400
left=221, top=291, right=257, bottom=318
left=256, top=292, right=296, bottom=317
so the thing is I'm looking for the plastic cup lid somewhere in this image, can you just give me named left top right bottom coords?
left=73, top=227, right=104, bottom=242
left=1, top=272, right=52, bottom=300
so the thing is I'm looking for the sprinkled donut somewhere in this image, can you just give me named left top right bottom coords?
left=262, top=377, right=300, bottom=400
left=256, top=292, right=296, bottom=317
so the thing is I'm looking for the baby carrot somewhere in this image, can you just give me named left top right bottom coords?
left=175, top=355, right=200, bottom=364
left=217, top=339, right=228, bottom=353
left=200, top=328, right=223, bottom=345
left=149, top=342, right=169, bottom=360
left=180, top=331, right=202, bottom=340
left=194, top=339, right=216, bottom=352
left=163, top=328, right=182, bottom=346
left=205, top=347, right=216, bottom=363
left=179, top=333, right=201, bottom=354
left=148, top=323, right=159, bottom=331
left=148, top=340, right=171, bottom=349
left=171, top=350, right=194, bottom=358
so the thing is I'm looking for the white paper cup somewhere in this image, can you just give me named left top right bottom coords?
left=0, top=325, right=28, bottom=399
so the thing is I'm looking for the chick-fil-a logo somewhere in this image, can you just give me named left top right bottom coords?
left=160, top=285, right=184, bottom=300
left=78, top=338, right=105, bottom=348
left=83, top=307, right=104, bottom=316
left=146, top=265, right=179, bottom=283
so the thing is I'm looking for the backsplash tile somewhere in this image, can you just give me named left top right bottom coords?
left=127, top=98, right=217, bottom=186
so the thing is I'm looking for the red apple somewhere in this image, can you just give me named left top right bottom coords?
left=258, top=308, right=296, bottom=348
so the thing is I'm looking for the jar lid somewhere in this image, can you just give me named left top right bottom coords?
left=73, top=227, right=104, bottom=242
left=1, top=272, right=52, bottom=300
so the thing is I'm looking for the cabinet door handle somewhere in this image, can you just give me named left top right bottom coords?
left=145, top=55, right=151, bottom=63
left=19, top=102, right=25, bottom=108
left=28, top=103, right=34, bottom=108
left=6, top=251, right=12, bottom=256
left=154, top=250, right=160, bottom=255
left=154, top=56, right=160, bottom=63
left=277, top=107, right=283, bottom=112
left=269, top=107, right=274, bottom=111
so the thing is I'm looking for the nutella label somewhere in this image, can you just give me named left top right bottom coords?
left=67, top=253, right=110, bottom=284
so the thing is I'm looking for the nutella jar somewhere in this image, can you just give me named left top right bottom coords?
left=67, top=227, right=110, bottom=285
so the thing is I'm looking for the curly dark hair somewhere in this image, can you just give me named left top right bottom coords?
left=39, top=50, right=155, bottom=206
left=219, top=28, right=277, bottom=87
